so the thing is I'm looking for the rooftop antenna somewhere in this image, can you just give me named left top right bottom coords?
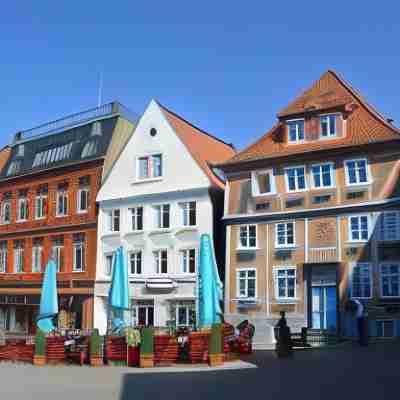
left=97, top=70, right=103, bottom=107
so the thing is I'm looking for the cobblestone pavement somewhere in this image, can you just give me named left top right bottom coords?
left=1, top=341, right=399, bottom=400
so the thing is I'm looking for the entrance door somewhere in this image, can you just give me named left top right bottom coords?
left=312, top=286, right=337, bottom=332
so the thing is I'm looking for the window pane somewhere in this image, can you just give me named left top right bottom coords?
left=358, top=160, right=367, bottom=183
left=312, top=166, right=321, bottom=187
left=257, top=173, right=271, bottom=193
left=152, top=155, right=162, bottom=177
left=138, top=157, right=148, bottom=179
left=347, top=161, right=356, bottom=184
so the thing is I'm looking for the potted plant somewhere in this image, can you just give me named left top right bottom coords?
left=208, top=323, right=224, bottom=367
left=90, top=329, right=103, bottom=366
left=33, top=329, right=46, bottom=366
left=140, top=327, right=154, bottom=368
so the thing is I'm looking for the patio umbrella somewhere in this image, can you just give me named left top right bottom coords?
left=36, top=259, right=59, bottom=333
left=198, top=234, right=223, bottom=328
left=108, top=246, right=129, bottom=334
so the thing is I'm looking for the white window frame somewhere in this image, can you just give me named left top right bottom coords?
left=77, top=188, right=89, bottom=214
left=379, top=263, right=400, bottom=298
left=129, top=251, right=142, bottom=275
left=320, top=113, right=339, bottom=138
left=107, top=209, right=120, bottom=232
left=273, top=266, right=297, bottom=301
left=284, top=165, right=307, bottom=193
left=350, top=262, right=373, bottom=299
left=56, top=190, right=68, bottom=217
left=51, top=244, right=63, bottom=273
left=132, top=300, right=154, bottom=327
left=180, top=248, right=196, bottom=274
left=154, top=249, right=168, bottom=274
left=1, top=201, right=11, bottom=225
left=35, top=195, right=46, bottom=220
left=238, top=225, right=257, bottom=249
left=175, top=302, right=196, bottom=327
left=251, top=169, right=277, bottom=196
left=130, top=206, right=144, bottom=232
left=236, top=268, right=257, bottom=299
left=179, top=202, right=197, bottom=227
left=17, top=197, right=28, bottom=222
left=136, top=153, right=163, bottom=181
left=287, top=119, right=305, bottom=144
left=344, top=158, right=371, bottom=186
left=31, top=245, right=43, bottom=273
left=348, top=214, right=370, bottom=243
left=275, top=221, right=296, bottom=248
left=378, top=211, right=400, bottom=241
left=14, top=247, right=24, bottom=273
left=73, top=240, right=85, bottom=272
left=153, top=204, right=170, bottom=229
left=0, top=244, right=7, bottom=273
left=104, top=252, right=114, bottom=277
left=310, top=162, right=335, bottom=189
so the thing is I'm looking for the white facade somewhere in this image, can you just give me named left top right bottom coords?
left=94, top=100, right=220, bottom=334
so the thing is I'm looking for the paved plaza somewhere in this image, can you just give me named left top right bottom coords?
left=0, top=341, right=399, bottom=400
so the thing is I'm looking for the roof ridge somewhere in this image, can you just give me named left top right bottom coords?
left=325, top=70, right=400, bottom=134
left=156, top=101, right=235, bottom=150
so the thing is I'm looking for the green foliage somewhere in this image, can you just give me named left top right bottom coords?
left=34, top=329, right=46, bottom=356
left=140, top=327, right=154, bottom=355
left=209, top=323, right=223, bottom=355
left=125, top=327, right=141, bottom=347
left=90, top=329, right=102, bottom=356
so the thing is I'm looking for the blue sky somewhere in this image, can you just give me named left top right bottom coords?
left=1, top=1, right=400, bottom=151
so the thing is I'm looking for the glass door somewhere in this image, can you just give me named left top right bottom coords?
left=312, top=286, right=337, bottom=332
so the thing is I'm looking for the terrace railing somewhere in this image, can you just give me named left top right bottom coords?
left=15, top=101, right=138, bottom=144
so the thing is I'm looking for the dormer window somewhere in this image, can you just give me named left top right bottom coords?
left=320, top=114, right=338, bottom=138
left=287, top=120, right=304, bottom=143
left=251, top=170, right=276, bottom=196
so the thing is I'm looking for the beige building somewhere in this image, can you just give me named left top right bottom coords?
left=218, top=70, right=400, bottom=348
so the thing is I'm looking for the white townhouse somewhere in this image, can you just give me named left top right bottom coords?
left=94, top=100, right=235, bottom=334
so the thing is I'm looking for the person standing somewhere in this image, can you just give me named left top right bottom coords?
left=353, top=299, right=368, bottom=346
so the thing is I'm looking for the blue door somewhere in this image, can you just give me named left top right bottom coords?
left=312, top=286, right=337, bottom=332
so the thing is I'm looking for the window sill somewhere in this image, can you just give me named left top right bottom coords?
left=252, top=192, right=277, bottom=198
left=56, top=214, right=68, bottom=218
left=16, top=220, right=27, bottom=224
left=275, top=298, right=299, bottom=304
left=102, top=232, right=120, bottom=239
left=174, top=226, right=198, bottom=235
left=124, top=230, right=145, bottom=237
left=77, top=210, right=89, bottom=215
left=133, top=177, right=163, bottom=185
left=236, top=247, right=259, bottom=252
left=345, top=183, right=372, bottom=189
left=275, top=246, right=297, bottom=250
left=345, top=241, right=368, bottom=246
left=35, top=217, right=46, bottom=221
left=148, top=228, right=172, bottom=236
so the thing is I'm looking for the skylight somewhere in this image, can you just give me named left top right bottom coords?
left=32, top=142, right=74, bottom=168
left=81, top=139, right=99, bottom=159
left=6, top=160, right=22, bottom=176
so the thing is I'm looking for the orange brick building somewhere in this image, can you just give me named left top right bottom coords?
left=0, top=103, right=135, bottom=334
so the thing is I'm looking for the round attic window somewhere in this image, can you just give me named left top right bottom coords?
left=150, top=128, right=157, bottom=137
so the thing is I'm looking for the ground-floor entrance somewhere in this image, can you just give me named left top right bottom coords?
left=306, top=264, right=338, bottom=333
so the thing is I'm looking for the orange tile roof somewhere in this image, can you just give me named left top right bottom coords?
left=224, top=70, right=400, bottom=165
left=158, top=103, right=236, bottom=189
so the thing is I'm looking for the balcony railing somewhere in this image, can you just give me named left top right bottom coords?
left=14, top=101, right=138, bottom=144
left=308, top=247, right=338, bottom=263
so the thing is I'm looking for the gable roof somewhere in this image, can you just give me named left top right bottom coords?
left=158, top=102, right=236, bottom=189
left=223, top=70, right=400, bottom=166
